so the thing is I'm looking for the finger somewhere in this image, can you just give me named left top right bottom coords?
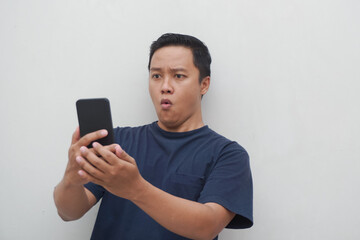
left=71, top=126, right=80, bottom=145
left=80, top=146, right=111, bottom=172
left=89, top=144, right=118, bottom=156
left=92, top=142, right=121, bottom=166
left=77, top=169, right=104, bottom=186
left=76, top=155, right=105, bottom=179
left=105, top=144, right=120, bottom=153
left=115, top=146, right=136, bottom=165
left=77, top=129, right=108, bottom=147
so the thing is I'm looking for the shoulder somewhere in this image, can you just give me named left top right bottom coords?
left=205, top=127, right=249, bottom=159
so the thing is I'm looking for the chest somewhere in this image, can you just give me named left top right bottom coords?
left=126, top=135, right=219, bottom=200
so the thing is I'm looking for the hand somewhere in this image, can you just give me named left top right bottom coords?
left=76, top=142, right=145, bottom=200
left=64, top=127, right=118, bottom=187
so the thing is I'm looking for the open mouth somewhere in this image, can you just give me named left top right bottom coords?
left=161, top=99, right=172, bottom=109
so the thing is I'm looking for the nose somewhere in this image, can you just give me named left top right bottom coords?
left=161, top=78, right=174, bottom=94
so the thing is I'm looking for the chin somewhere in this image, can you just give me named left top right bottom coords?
left=159, top=118, right=176, bottom=126
left=157, top=117, right=181, bottom=129
left=157, top=112, right=175, bottom=124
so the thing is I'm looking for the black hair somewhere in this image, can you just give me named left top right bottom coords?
left=148, top=33, right=212, bottom=82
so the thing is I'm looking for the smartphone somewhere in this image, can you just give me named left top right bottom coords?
left=76, top=98, right=114, bottom=147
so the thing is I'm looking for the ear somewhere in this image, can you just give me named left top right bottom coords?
left=200, top=76, right=210, bottom=95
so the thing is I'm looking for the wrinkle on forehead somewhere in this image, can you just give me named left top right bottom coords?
left=149, top=46, right=195, bottom=71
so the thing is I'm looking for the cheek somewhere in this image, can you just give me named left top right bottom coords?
left=180, top=86, right=201, bottom=106
left=148, top=83, right=157, bottom=101
left=149, top=83, right=162, bottom=112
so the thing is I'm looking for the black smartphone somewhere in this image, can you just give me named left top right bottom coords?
left=76, top=98, right=114, bottom=147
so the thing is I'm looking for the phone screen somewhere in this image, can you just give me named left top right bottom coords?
left=76, top=98, right=114, bottom=147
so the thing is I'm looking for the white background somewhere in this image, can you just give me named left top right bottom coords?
left=1, top=0, right=359, bottom=239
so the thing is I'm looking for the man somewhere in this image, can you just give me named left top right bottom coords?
left=54, top=33, right=253, bottom=240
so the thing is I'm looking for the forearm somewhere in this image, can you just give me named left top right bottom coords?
left=131, top=180, right=226, bottom=240
left=53, top=178, right=93, bottom=221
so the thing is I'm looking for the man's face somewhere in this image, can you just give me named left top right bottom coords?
left=149, top=46, right=209, bottom=131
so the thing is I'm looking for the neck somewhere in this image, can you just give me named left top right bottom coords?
left=157, top=109, right=205, bottom=132
left=157, top=121, right=205, bottom=133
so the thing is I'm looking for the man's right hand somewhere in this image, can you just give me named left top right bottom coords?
left=64, top=127, right=111, bottom=187
left=54, top=127, right=118, bottom=221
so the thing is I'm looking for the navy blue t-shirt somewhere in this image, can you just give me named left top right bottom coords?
left=85, top=122, right=253, bottom=240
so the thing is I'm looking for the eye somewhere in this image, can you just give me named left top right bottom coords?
left=175, top=74, right=185, bottom=79
left=152, top=74, right=161, bottom=79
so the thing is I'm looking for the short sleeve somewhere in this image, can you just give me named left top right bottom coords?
left=84, top=182, right=106, bottom=202
left=198, top=142, right=253, bottom=229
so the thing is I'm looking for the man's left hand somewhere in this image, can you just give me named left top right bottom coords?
left=75, top=142, right=145, bottom=200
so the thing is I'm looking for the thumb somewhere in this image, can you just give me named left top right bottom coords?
left=71, top=126, right=81, bottom=145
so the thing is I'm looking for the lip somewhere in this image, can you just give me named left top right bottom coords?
left=161, top=98, right=172, bottom=110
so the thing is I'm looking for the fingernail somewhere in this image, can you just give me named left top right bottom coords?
left=101, top=130, right=108, bottom=136
left=116, top=145, right=123, bottom=154
left=78, top=170, right=84, bottom=177
left=76, top=156, right=82, bottom=163
left=93, top=142, right=99, bottom=147
left=80, top=146, right=86, bottom=153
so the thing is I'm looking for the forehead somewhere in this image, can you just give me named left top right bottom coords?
left=150, top=46, right=195, bottom=70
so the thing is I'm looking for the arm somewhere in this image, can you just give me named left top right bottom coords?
left=53, top=178, right=96, bottom=221
left=53, top=128, right=115, bottom=221
left=76, top=143, right=235, bottom=239
left=132, top=181, right=235, bottom=240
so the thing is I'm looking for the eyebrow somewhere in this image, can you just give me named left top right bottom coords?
left=150, top=67, right=162, bottom=72
left=150, top=67, right=188, bottom=73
